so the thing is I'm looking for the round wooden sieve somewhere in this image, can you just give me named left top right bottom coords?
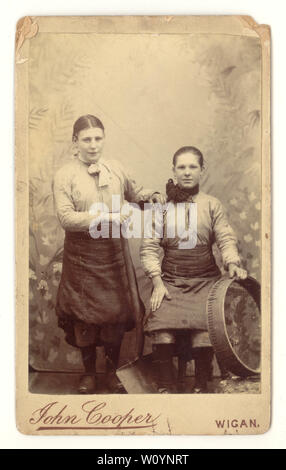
left=207, top=276, right=261, bottom=377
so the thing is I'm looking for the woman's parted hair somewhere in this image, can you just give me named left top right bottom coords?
left=173, top=146, right=204, bottom=169
left=72, top=115, right=105, bottom=141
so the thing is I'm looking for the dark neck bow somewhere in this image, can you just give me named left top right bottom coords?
left=166, top=179, right=199, bottom=202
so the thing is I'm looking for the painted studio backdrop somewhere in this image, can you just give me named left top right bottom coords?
left=29, top=33, right=261, bottom=372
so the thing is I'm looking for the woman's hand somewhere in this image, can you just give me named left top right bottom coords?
left=228, top=263, right=248, bottom=280
left=149, top=192, right=166, bottom=205
left=110, top=211, right=132, bottom=226
left=119, top=213, right=132, bottom=225
left=150, top=276, right=171, bottom=312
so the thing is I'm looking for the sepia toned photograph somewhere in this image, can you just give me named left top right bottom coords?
left=15, top=15, right=271, bottom=435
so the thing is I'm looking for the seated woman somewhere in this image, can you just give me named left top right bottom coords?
left=140, top=146, right=247, bottom=393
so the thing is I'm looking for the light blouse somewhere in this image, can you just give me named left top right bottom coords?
left=53, top=157, right=154, bottom=232
left=140, top=191, right=241, bottom=278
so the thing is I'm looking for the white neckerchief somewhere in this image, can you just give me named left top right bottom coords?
left=78, top=155, right=112, bottom=187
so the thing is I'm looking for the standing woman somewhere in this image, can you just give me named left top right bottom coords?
left=53, top=114, right=164, bottom=393
left=140, top=146, right=247, bottom=393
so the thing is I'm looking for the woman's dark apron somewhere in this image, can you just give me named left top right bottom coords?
left=56, top=231, right=143, bottom=347
left=144, top=245, right=221, bottom=347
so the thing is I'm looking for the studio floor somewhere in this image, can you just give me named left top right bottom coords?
left=29, top=371, right=260, bottom=395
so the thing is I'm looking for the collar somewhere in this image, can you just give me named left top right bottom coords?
left=166, top=179, right=200, bottom=202
left=78, top=157, right=112, bottom=188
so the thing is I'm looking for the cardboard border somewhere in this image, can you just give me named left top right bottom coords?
left=15, top=15, right=271, bottom=435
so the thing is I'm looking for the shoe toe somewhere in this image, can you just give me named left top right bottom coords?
left=78, top=375, right=96, bottom=394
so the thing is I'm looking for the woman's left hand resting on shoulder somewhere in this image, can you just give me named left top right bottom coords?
left=228, top=263, right=248, bottom=280
left=150, top=275, right=172, bottom=312
left=149, top=193, right=166, bottom=205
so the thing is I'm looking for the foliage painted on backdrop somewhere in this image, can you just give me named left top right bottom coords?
left=29, top=36, right=261, bottom=370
